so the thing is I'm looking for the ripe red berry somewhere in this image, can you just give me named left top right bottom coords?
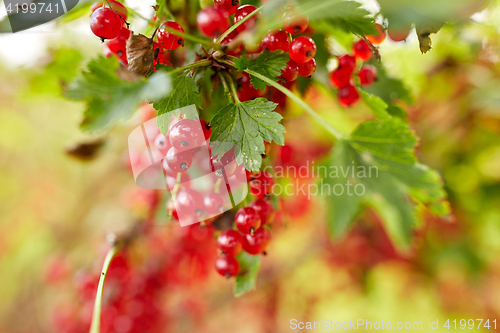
left=238, top=72, right=264, bottom=102
left=387, top=25, right=411, bottom=42
left=357, top=65, right=377, bottom=86
left=176, top=188, right=204, bottom=217
left=157, top=21, right=185, bottom=50
left=217, top=229, right=243, bottom=256
left=165, top=147, right=192, bottom=173
left=92, top=0, right=128, bottom=20
left=204, top=193, right=224, bottom=214
left=282, top=9, right=309, bottom=35
left=235, top=207, right=261, bottom=234
left=214, top=0, right=239, bottom=16
left=367, top=23, right=386, bottom=45
left=221, top=32, right=243, bottom=56
left=243, top=228, right=271, bottom=255
left=289, top=36, right=316, bottom=64
left=338, top=84, right=360, bottom=106
left=197, top=6, right=229, bottom=38
left=105, top=26, right=130, bottom=64
left=214, top=256, right=239, bottom=278
left=337, top=55, right=356, bottom=73
left=249, top=171, right=275, bottom=199
left=169, top=119, right=205, bottom=151
left=280, top=59, right=299, bottom=82
left=153, top=133, right=171, bottom=155
left=353, top=39, right=373, bottom=61
left=234, top=5, right=259, bottom=33
left=329, top=67, right=352, bottom=88
left=297, top=58, right=317, bottom=77
left=261, top=29, right=290, bottom=52
left=200, top=120, right=211, bottom=140
left=90, top=7, right=122, bottom=40
left=248, top=199, right=274, bottom=224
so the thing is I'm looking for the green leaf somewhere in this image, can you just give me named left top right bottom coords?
left=325, top=118, right=448, bottom=248
left=234, top=252, right=261, bottom=297
left=235, top=51, right=289, bottom=90
left=210, top=98, right=285, bottom=172
left=153, top=75, right=202, bottom=135
left=66, top=56, right=171, bottom=131
left=359, top=90, right=391, bottom=120
left=265, top=0, right=376, bottom=36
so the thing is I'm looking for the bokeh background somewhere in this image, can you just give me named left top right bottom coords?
left=1, top=0, right=500, bottom=332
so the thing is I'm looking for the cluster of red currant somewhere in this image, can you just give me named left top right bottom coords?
left=328, top=23, right=385, bottom=106
left=145, top=114, right=277, bottom=279
left=215, top=174, right=275, bottom=278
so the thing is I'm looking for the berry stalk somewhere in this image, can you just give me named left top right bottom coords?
left=215, top=5, right=263, bottom=44
left=89, top=245, right=119, bottom=333
left=245, top=69, right=344, bottom=140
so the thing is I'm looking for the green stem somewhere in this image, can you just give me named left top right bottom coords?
left=245, top=70, right=344, bottom=140
left=89, top=246, right=119, bottom=333
left=215, top=6, right=264, bottom=44
left=169, top=59, right=212, bottom=75
left=217, top=72, right=232, bottom=102
left=162, top=27, right=220, bottom=49
left=223, top=72, right=241, bottom=104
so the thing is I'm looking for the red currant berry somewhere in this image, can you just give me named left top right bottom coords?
left=157, top=21, right=185, bottom=50
left=204, top=193, right=224, bottom=214
left=249, top=171, right=275, bottom=199
left=92, top=1, right=128, bottom=20
left=200, top=120, right=212, bottom=140
left=221, top=32, right=243, bottom=56
left=176, top=188, right=204, bottom=217
left=388, top=25, right=411, bottom=42
left=234, top=5, right=259, bottom=33
left=282, top=9, right=309, bottom=35
left=90, top=7, right=122, bottom=40
left=154, top=133, right=171, bottom=155
left=243, top=228, right=271, bottom=255
left=165, top=147, right=192, bottom=173
left=248, top=199, right=274, bottom=224
left=212, top=148, right=238, bottom=177
left=235, top=207, right=261, bottom=234
left=357, top=65, right=377, bottom=86
left=329, top=67, right=352, bottom=88
left=353, top=39, right=373, bottom=61
left=367, top=23, right=386, bottom=45
left=197, top=6, right=229, bottom=38
left=338, top=55, right=356, bottom=73
left=237, top=72, right=265, bottom=102
left=280, top=59, right=299, bottom=82
left=297, top=58, right=316, bottom=77
left=261, top=29, right=290, bottom=52
left=105, top=26, right=130, bottom=64
left=214, top=0, right=239, bottom=16
left=162, top=158, right=177, bottom=177
left=154, top=44, right=171, bottom=66
left=214, top=256, right=239, bottom=278
left=338, top=84, right=360, bottom=106
left=217, top=229, right=243, bottom=256
left=169, top=119, right=205, bottom=151
left=233, top=163, right=249, bottom=183
left=289, top=36, right=316, bottom=64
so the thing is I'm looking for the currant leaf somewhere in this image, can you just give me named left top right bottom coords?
left=359, top=90, right=391, bottom=120
left=325, top=118, right=449, bottom=248
left=210, top=98, right=285, bottom=172
left=153, top=75, right=202, bottom=135
left=66, top=56, right=171, bottom=131
left=234, top=252, right=260, bottom=297
left=234, top=51, right=289, bottom=90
